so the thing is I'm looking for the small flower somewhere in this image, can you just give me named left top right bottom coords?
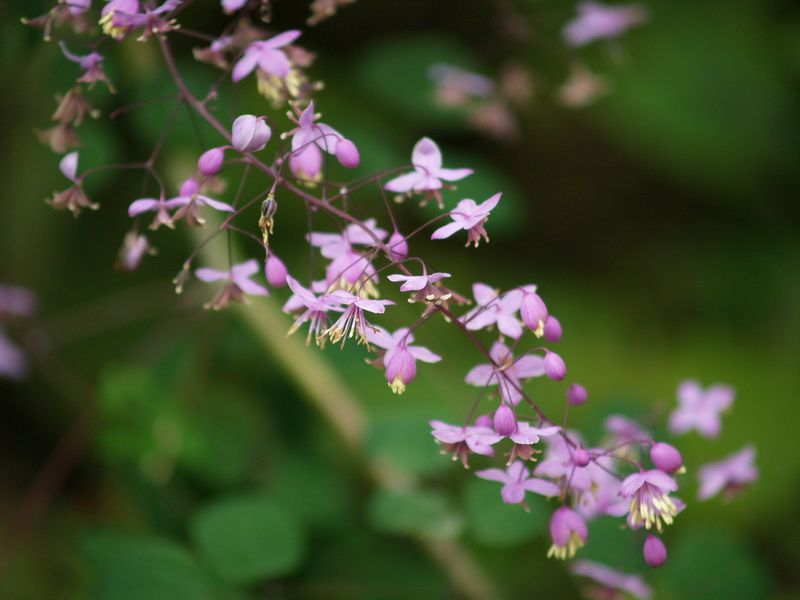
left=368, top=327, right=441, bottom=394
left=264, top=253, right=288, bottom=287
left=520, top=285, right=548, bottom=337
left=571, top=560, right=652, bottom=600
left=697, top=445, right=757, bottom=501
left=465, top=341, right=544, bottom=405
left=322, top=291, right=393, bottom=346
left=168, top=179, right=235, bottom=227
left=547, top=507, right=588, bottom=559
left=59, top=42, right=113, bottom=90
left=619, top=469, right=679, bottom=531
left=650, top=442, right=684, bottom=474
left=284, top=276, right=342, bottom=346
left=387, top=270, right=452, bottom=304
left=428, top=63, right=495, bottom=107
left=563, top=2, right=647, bottom=47
left=196, top=259, right=268, bottom=310
left=669, top=380, right=734, bottom=438
left=128, top=196, right=181, bottom=230
left=108, top=0, right=181, bottom=41
left=384, top=137, right=472, bottom=207
left=535, top=434, right=615, bottom=494
left=231, top=114, right=272, bottom=152
left=431, top=193, right=501, bottom=247
left=387, top=230, right=409, bottom=262
left=197, top=146, right=226, bottom=176
left=460, top=284, right=523, bottom=339
left=48, top=152, right=99, bottom=216
left=505, top=422, right=561, bottom=464
left=542, top=315, right=563, bottom=342
left=232, top=30, right=302, bottom=82
left=477, top=461, right=560, bottom=506
left=567, top=383, right=588, bottom=406
left=115, top=231, right=155, bottom=272
left=429, top=419, right=502, bottom=468
left=286, top=102, right=358, bottom=181
left=643, top=534, right=667, bottom=568
left=100, top=0, right=140, bottom=39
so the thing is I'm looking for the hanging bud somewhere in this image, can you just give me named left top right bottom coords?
left=547, top=507, right=588, bottom=559
left=388, top=230, right=408, bottom=262
left=231, top=114, right=271, bottom=152
left=567, top=383, right=588, bottom=406
left=650, top=442, right=684, bottom=474
left=543, top=315, right=563, bottom=342
left=572, top=446, right=591, bottom=467
left=335, top=138, right=360, bottom=168
left=265, top=252, right=288, bottom=287
left=643, top=534, right=667, bottom=568
left=197, top=146, right=226, bottom=176
left=493, top=403, right=517, bottom=436
left=544, top=351, right=567, bottom=381
left=520, top=286, right=548, bottom=337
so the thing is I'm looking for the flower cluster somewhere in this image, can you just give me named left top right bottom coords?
left=24, top=0, right=755, bottom=595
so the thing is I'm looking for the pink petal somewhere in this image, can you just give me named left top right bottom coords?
left=128, top=198, right=159, bottom=216
left=437, top=167, right=473, bottom=181
left=411, top=137, right=442, bottom=173
left=384, top=171, right=423, bottom=193
left=231, top=50, right=258, bottom=82
left=195, top=267, right=227, bottom=282
left=430, top=221, right=464, bottom=240
left=262, top=29, right=302, bottom=49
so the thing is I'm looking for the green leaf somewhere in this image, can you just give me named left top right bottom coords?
left=190, top=494, right=305, bottom=585
left=80, top=531, right=213, bottom=600
left=366, top=416, right=451, bottom=477
left=464, top=478, right=548, bottom=546
left=367, top=488, right=462, bottom=539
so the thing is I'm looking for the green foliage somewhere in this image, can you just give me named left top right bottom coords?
left=367, top=488, right=463, bottom=538
left=464, top=478, right=548, bottom=546
left=189, top=494, right=305, bottom=585
left=366, top=415, right=452, bottom=477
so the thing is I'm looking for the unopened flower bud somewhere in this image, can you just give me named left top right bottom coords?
left=567, top=383, right=588, bottom=406
left=231, top=114, right=271, bottom=152
left=179, top=177, right=199, bottom=197
left=544, top=351, right=566, bottom=381
left=335, top=138, right=360, bottom=168
left=197, top=146, right=225, bottom=176
left=650, top=442, right=683, bottom=474
left=265, top=253, right=288, bottom=287
left=388, top=230, right=408, bottom=262
left=543, top=315, right=563, bottom=342
left=643, top=534, right=667, bottom=568
left=548, top=507, right=588, bottom=560
left=572, top=446, right=591, bottom=467
left=493, top=404, right=517, bottom=436
left=520, top=288, right=548, bottom=336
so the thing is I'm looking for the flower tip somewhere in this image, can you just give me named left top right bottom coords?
left=335, top=138, right=360, bottom=168
left=567, top=383, right=588, bottom=406
left=650, top=442, right=683, bottom=474
left=643, top=534, right=667, bottom=568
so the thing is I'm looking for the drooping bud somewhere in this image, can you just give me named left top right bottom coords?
left=179, top=177, right=200, bottom=197
left=544, top=351, right=567, bottom=381
left=197, top=146, right=226, bottom=176
left=335, top=138, right=360, bottom=168
left=572, top=446, right=591, bottom=467
left=520, top=287, right=548, bottom=337
left=543, top=315, right=563, bottom=342
left=231, top=114, right=271, bottom=152
left=388, top=230, right=409, bottom=262
left=493, top=403, right=517, bottom=436
left=567, top=383, right=588, bottom=406
left=643, top=534, right=667, bottom=568
left=265, top=253, right=288, bottom=287
left=547, top=507, right=588, bottom=560
left=650, top=442, right=683, bottom=474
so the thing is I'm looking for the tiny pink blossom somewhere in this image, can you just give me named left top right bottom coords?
left=563, top=2, right=647, bottom=47
left=431, top=193, right=501, bottom=247
left=287, top=102, right=358, bottom=180
left=369, top=327, right=441, bottom=394
left=548, top=506, right=588, bottom=559
left=232, top=30, right=302, bottom=82
left=429, top=419, right=502, bottom=468
left=465, top=341, right=544, bottom=405
left=59, top=42, right=113, bottom=89
left=619, top=469, right=679, bottom=531
left=284, top=276, right=343, bottom=346
left=323, top=291, right=394, bottom=347
left=477, top=460, right=560, bottom=505
left=387, top=270, right=452, bottom=304
left=196, top=259, right=268, bottom=310
left=697, top=445, right=757, bottom=501
left=669, top=380, right=734, bottom=438
left=460, top=283, right=523, bottom=339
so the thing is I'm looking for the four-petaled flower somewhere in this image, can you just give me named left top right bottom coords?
left=431, top=193, right=501, bottom=247
left=323, top=290, right=393, bottom=347
left=669, top=380, right=734, bottom=438
left=504, top=422, right=561, bottom=464
left=387, top=269, right=452, bottom=305
left=232, top=30, right=302, bottom=82
left=384, top=137, right=472, bottom=208
left=196, top=259, right=268, bottom=310
left=563, top=2, right=647, bottom=47
left=477, top=460, right=560, bottom=505
left=465, top=341, right=544, bottom=405
left=429, top=420, right=502, bottom=468
left=697, top=446, right=757, bottom=501
left=461, top=283, right=523, bottom=339
left=59, top=42, right=113, bottom=90
left=368, top=327, right=441, bottom=394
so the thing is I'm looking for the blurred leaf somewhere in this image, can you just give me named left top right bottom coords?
left=190, top=494, right=305, bottom=585
left=366, top=415, right=451, bottom=477
left=367, top=488, right=463, bottom=538
left=464, top=478, right=548, bottom=546
left=80, top=531, right=215, bottom=600
left=656, top=530, right=772, bottom=600
left=354, top=35, right=478, bottom=129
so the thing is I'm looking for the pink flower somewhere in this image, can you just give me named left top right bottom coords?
left=563, top=2, right=647, bottom=47
left=461, top=283, right=523, bottom=338
left=387, top=230, right=408, bottom=262
left=477, top=460, right=560, bottom=505
left=196, top=259, right=268, bottom=310
left=697, top=445, right=757, bottom=501
left=264, top=253, right=288, bottom=287
left=429, top=419, right=502, bottom=468
left=504, top=422, right=561, bottom=464
left=465, top=341, right=544, bottom=405
left=547, top=507, right=588, bottom=559
left=59, top=43, right=112, bottom=90
left=369, top=327, right=441, bottom=394
left=115, top=231, right=154, bottom=272
left=128, top=196, right=181, bottom=230
left=231, top=114, right=271, bottom=152
left=232, top=30, right=302, bottom=82
left=284, top=276, right=343, bottom=346
left=322, top=291, right=394, bottom=347
left=167, top=179, right=235, bottom=227
left=387, top=269, right=452, bottom=305
left=287, top=102, right=359, bottom=181
left=535, top=434, right=615, bottom=494
left=384, top=137, right=472, bottom=207
left=605, top=414, right=652, bottom=444
left=221, top=0, right=247, bottom=14
left=0, top=285, right=37, bottom=318
left=669, top=380, right=734, bottom=438
left=571, top=561, right=652, bottom=599
left=431, top=193, right=501, bottom=247
left=109, top=0, right=181, bottom=41
left=0, top=329, right=27, bottom=380
left=619, top=469, right=679, bottom=531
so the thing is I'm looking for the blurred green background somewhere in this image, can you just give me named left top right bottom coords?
left=1, top=0, right=799, bottom=598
